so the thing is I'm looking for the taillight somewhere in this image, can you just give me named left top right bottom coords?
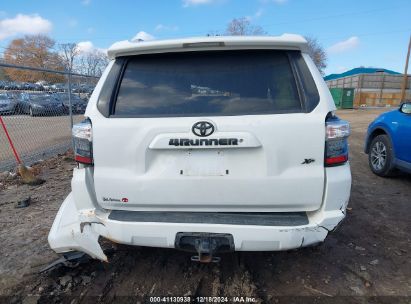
left=325, top=115, right=350, bottom=167
left=72, top=118, right=93, bottom=165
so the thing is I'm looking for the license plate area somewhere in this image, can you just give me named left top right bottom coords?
left=183, top=150, right=226, bottom=176
left=175, top=232, right=235, bottom=253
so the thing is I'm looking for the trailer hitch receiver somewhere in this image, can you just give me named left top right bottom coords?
left=175, top=232, right=234, bottom=263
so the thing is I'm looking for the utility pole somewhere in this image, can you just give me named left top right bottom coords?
left=400, top=35, right=411, bottom=102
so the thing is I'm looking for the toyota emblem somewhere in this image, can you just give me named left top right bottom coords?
left=192, top=121, right=215, bottom=137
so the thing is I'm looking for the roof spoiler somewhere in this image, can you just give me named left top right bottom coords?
left=107, top=34, right=308, bottom=59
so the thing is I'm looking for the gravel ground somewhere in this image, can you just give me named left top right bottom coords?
left=0, top=108, right=410, bottom=303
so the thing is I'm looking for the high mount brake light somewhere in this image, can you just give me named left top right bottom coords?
left=325, top=117, right=350, bottom=167
left=72, top=118, right=93, bottom=165
left=182, top=42, right=225, bottom=48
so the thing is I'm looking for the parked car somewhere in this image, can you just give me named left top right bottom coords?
left=16, top=93, right=66, bottom=116
left=50, top=83, right=66, bottom=92
left=35, top=81, right=47, bottom=91
left=53, top=93, right=87, bottom=114
left=84, top=92, right=92, bottom=101
left=365, top=102, right=411, bottom=176
left=0, top=93, right=18, bottom=115
left=3, top=81, right=19, bottom=90
left=14, top=82, right=24, bottom=90
left=33, top=83, right=44, bottom=91
left=48, top=35, right=352, bottom=263
left=41, top=83, right=52, bottom=91
left=21, top=82, right=36, bottom=91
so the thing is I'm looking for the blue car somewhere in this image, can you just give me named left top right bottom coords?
left=365, top=102, right=411, bottom=176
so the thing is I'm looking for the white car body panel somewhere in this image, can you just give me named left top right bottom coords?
left=50, top=35, right=351, bottom=260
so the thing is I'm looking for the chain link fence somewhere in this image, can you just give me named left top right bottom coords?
left=0, top=63, right=99, bottom=171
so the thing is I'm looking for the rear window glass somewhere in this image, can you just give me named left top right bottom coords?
left=114, top=50, right=304, bottom=117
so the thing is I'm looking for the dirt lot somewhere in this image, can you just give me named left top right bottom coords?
left=0, top=108, right=410, bottom=303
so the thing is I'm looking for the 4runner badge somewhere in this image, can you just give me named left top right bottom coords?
left=169, top=138, right=239, bottom=147
left=169, top=121, right=241, bottom=147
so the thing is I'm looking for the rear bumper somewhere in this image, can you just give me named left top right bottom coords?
left=48, top=164, right=351, bottom=261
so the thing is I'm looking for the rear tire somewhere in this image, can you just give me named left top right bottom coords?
left=368, top=134, right=395, bottom=177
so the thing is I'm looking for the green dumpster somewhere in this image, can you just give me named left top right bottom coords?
left=330, top=88, right=343, bottom=108
left=329, top=88, right=354, bottom=109
left=341, top=88, right=354, bottom=109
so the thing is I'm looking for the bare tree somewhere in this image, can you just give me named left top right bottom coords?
left=3, top=35, right=64, bottom=82
left=225, top=17, right=266, bottom=36
left=305, top=36, right=327, bottom=75
left=59, top=43, right=80, bottom=72
left=218, top=18, right=328, bottom=74
left=79, top=49, right=109, bottom=77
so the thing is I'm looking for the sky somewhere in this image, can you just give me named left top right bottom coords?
left=0, top=0, right=410, bottom=75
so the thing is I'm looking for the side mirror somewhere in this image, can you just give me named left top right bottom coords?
left=400, top=102, right=411, bottom=114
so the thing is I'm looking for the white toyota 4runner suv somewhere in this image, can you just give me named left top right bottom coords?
left=49, top=34, right=351, bottom=262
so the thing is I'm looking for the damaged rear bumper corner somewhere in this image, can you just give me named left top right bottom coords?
left=48, top=192, right=107, bottom=261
